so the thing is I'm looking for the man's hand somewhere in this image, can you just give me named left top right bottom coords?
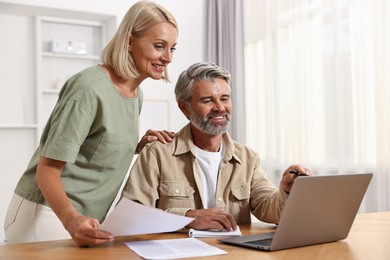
left=135, top=129, right=175, bottom=153
left=185, top=208, right=237, bottom=231
left=64, top=214, right=114, bottom=247
left=280, top=164, right=312, bottom=193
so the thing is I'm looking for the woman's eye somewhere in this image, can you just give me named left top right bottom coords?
left=170, top=47, right=176, bottom=52
left=155, top=45, right=164, bottom=50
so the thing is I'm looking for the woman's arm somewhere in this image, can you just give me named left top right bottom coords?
left=35, top=156, right=113, bottom=246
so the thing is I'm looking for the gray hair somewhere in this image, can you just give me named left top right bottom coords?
left=174, top=62, right=231, bottom=103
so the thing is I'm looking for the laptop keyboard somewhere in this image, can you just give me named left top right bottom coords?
left=244, top=238, right=273, bottom=247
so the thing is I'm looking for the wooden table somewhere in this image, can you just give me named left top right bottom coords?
left=1, top=211, right=389, bottom=259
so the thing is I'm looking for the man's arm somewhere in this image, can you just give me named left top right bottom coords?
left=249, top=160, right=289, bottom=224
left=250, top=162, right=313, bottom=224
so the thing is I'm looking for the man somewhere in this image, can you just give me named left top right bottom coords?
left=122, top=62, right=311, bottom=231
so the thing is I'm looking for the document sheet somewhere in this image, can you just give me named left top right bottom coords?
left=125, top=238, right=227, bottom=259
left=100, top=197, right=194, bottom=236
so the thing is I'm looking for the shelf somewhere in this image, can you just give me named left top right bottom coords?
left=39, top=16, right=103, bottom=27
left=0, top=124, right=38, bottom=129
left=42, top=52, right=100, bottom=61
left=0, top=5, right=116, bottom=229
left=42, top=89, right=60, bottom=94
left=35, top=15, right=107, bottom=135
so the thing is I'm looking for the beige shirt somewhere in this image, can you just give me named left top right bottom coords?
left=122, top=124, right=289, bottom=224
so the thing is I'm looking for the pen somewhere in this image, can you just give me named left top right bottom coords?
left=289, top=170, right=307, bottom=176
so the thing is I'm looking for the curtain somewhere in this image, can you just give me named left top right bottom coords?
left=206, top=0, right=246, bottom=144
left=244, top=0, right=389, bottom=212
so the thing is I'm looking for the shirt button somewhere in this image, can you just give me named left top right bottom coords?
left=175, top=189, right=180, bottom=194
left=218, top=197, right=222, bottom=202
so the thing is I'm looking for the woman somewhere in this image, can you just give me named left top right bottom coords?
left=4, top=0, right=178, bottom=247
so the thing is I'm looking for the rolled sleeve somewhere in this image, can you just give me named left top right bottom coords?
left=41, top=99, right=93, bottom=163
left=41, top=139, right=81, bottom=163
left=166, top=208, right=193, bottom=216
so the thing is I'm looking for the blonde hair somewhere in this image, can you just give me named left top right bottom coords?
left=101, top=1, right=178, bottom=82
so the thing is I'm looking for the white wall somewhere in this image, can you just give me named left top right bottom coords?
left=0, top=0, right=205, bottom=241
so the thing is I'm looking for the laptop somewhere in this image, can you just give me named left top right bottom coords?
left=219, top=173, right=372, bottom=251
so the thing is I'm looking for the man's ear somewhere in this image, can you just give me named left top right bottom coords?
left=178, top=101, right=190, bottom=118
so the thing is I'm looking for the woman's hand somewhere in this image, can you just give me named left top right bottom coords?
left=64, top=213, right=114, bottom=247
left=135, top=129, right=175, bottom=153
left=36, top=156, right=114, bottom=247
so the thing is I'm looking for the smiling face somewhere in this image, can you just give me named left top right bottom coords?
left=180, top=78, right=232, bottom=136
left=129, top=22, right=178, bottom=80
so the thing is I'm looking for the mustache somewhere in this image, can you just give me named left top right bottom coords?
left=207, top=113, right=231, bottom=121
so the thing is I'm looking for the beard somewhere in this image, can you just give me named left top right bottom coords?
left=188, top=109, right=231, bottom=135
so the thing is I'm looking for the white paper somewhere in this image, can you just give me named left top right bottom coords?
left=125, top=238, right=227, bottom=259
left=100, top=198, right=194, bottom=236
left=188, top=226, right=242, bottom=238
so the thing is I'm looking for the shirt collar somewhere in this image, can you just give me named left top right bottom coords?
left=173, top=123, right=242, bottom=164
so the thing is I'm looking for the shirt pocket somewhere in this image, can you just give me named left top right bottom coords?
left=231, top=184, right=250, bottom=201
left=158, top=182, right=196, bottom=208
left=230, top=184, right=251, bottom=215
left=88, top=134, right=129, bottom=170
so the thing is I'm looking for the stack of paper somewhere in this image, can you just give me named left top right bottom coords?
left=188, top=226, right=242, bottom=238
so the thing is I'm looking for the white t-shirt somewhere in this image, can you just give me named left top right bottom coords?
left=192, top=141, right=224, bottom=208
